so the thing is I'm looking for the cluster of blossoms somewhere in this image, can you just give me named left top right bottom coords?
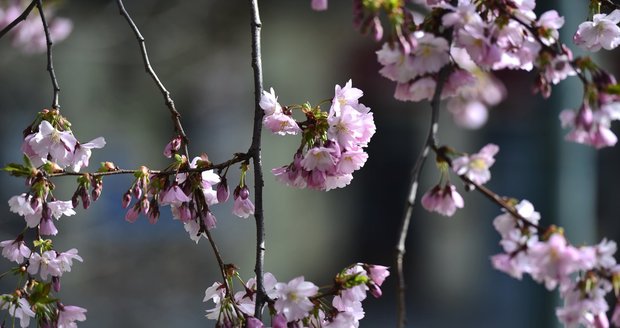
left=262, top=80, right=376, bottom=191
left=0, top=110, right=100, bottom=326
left=490, top=200, right=620, bottom=327
left=422, top=143, right=498, bottom=216
left=203, top=263, right=389, bottom=327
left=559, top=66, right=620, bottom=148
left=337, top=0, right=620, bottom=145
left=122, top=138, right=256, bottom=242
left=0, top=1, right=72, bottom=54
left=0, top=237, right=86, bottom=327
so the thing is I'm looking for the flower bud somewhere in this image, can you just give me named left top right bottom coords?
left=216, top=178, right=229, bottom=203
left=132, top=185, right=142, bottom=199
left=239, top=186, right=250, bottom=200
left=122, top=191, right=132, bottom=209
left=52, top=276, right=61, bottom=292
left=80, top=188, right=91, bottom=210
left=71, top=192, right=80, bottom=209
left=125, top=206, right=140, bottom=223
left=203, top=211, right=217, bottom=230
left=140, top=197, right=150, bottom=215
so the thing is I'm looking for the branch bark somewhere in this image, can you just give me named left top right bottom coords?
left=116, top=0, right=190, bottom=156
left=36, top=0, right=60, bottom=109
left=394, top=66, right=450, bottom=328
left=248, top=0, right=267, bottom=319
left=0, top=0, right=36, bottom=40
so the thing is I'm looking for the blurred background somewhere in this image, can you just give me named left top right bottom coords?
left=0, top=0, right=618, bottom=327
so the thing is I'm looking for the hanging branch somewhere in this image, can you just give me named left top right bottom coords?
left=394, top=66, right=451, bottom=328
left=248, top=0, right=267, bottom=319
left=0, top=0, right=36, bottom=40
left=36, top=0, right=60, bottom=109
left=115, top=0, right=189, bottom=157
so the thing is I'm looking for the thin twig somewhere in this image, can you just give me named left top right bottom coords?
left=458, top=174, right=540, bottom=230
left=248, top=0, right=267, bottom=319
left=115, top=0, right=190, bottom=156
left=46, top=153, right=249, bottom=178
left=394, top=66, right=451, bottom=328
left=36, top=0, right=60, bottom=109
left=0, top=0, right=36, bottom=40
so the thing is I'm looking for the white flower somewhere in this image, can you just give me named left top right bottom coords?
left=0, top=296, right=35, bottom=328
left=574, top=9, right=620, bottom=51
left=274, top=276, right=318, bottom=321
left=0, top=239, right=31, bottom=263
left=28, top=120, right=77, bottom=168
left=71, top=137, right=106, bottom=172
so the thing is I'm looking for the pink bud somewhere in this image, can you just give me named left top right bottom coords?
left=122, top=191, right=132, bottom=209
left=52, top=276, right=61, bottom=292
left=245, top=317, right=264, bottom=328
left=125, top=206, right=140, bottom=223
left=217, top=178, right=229, bottom=203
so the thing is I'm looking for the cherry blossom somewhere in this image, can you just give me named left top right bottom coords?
left=274, top=276, right=318, bottom=322
left=452, top=143, right=499, bottom=185
left=57, top=304, right=87, bottom=328
left=0, top=295, right=36, bottom=328
left=574, top=9, right=620, bottom=52
left=232, top=185, right=255, bottom=218
left=421, top=184, right=464, bottom=216
left=0, top=238, right=31, bottom=263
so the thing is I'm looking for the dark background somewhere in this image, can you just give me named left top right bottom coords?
left=0, top=1, right=618, bottom=327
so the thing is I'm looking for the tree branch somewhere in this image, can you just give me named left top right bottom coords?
left=46, top=152, right=249, bottom=178
left=36, top=0, right=60, bottom=109
left=115, top=0, right=190, bottom=157
left=248, top=0, right=267, bottom=319
left=394, top=66, right=451, bottom=328
left=0, top=0, right=36, bottom=40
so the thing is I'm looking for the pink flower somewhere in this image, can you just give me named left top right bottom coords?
left=331, top=80, right=363, bottom=116
left=28, top=120, right=77, bottom=168
left=528, top=234, right=593, bottom=291
left=232, top=186, right=255, bottom=218
left=259, top=87, right=281, bottom=116
left=574, top=10, right=620, bottom=52
left=246, top=317, right=264, bottom=328
left=300, top=147, right=337, bottom=171
left=611, top=301, right=620, bottom=327
left=394, top=77, right=436, bottom=102
left=452, top=143, right=499, bottom=185
left=272, top=313, right=287, bottom=328
left=536, top=10, right=564, bottom=45
left=163, top=135, right=182, bottom=158
left=160, top=185, right=190, bottom=206
left=421, top=184, right=464, bottom=216
left=57, top=304, right=87, bottom=328
left=263, top=112, right=301, bottom=135
left=274, top=276, right=318, bottom=321
left=367, top=265, right=389, bottom=286
left=376, top=43, right=415, bottom=83
left=71, top=137, right=106, bottom=172
left=311, top=0, right=328, bottom=11
left=410, top=32, right=450, bottom=75
left=0, top=296, right=35, bottom=328
left=125, top=206, right=140, bottom=223
left=0, top=238, right=31, bottom=263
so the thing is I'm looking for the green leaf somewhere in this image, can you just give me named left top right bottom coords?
left=606, top=84, right=620, bottom=95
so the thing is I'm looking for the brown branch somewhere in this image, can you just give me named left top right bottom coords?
left=115, top=0, right=190, bottom=157
left=46, top=153, right=249, bottom=178
left=457, top=173, right=540, bottom=231
left=248, top=0, right=267, bottom=319
left=36, top=0, right=60, bottom=109
left=394, top=65, right=450, bottom=328
left=0, top=0, right=36, bottom=40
